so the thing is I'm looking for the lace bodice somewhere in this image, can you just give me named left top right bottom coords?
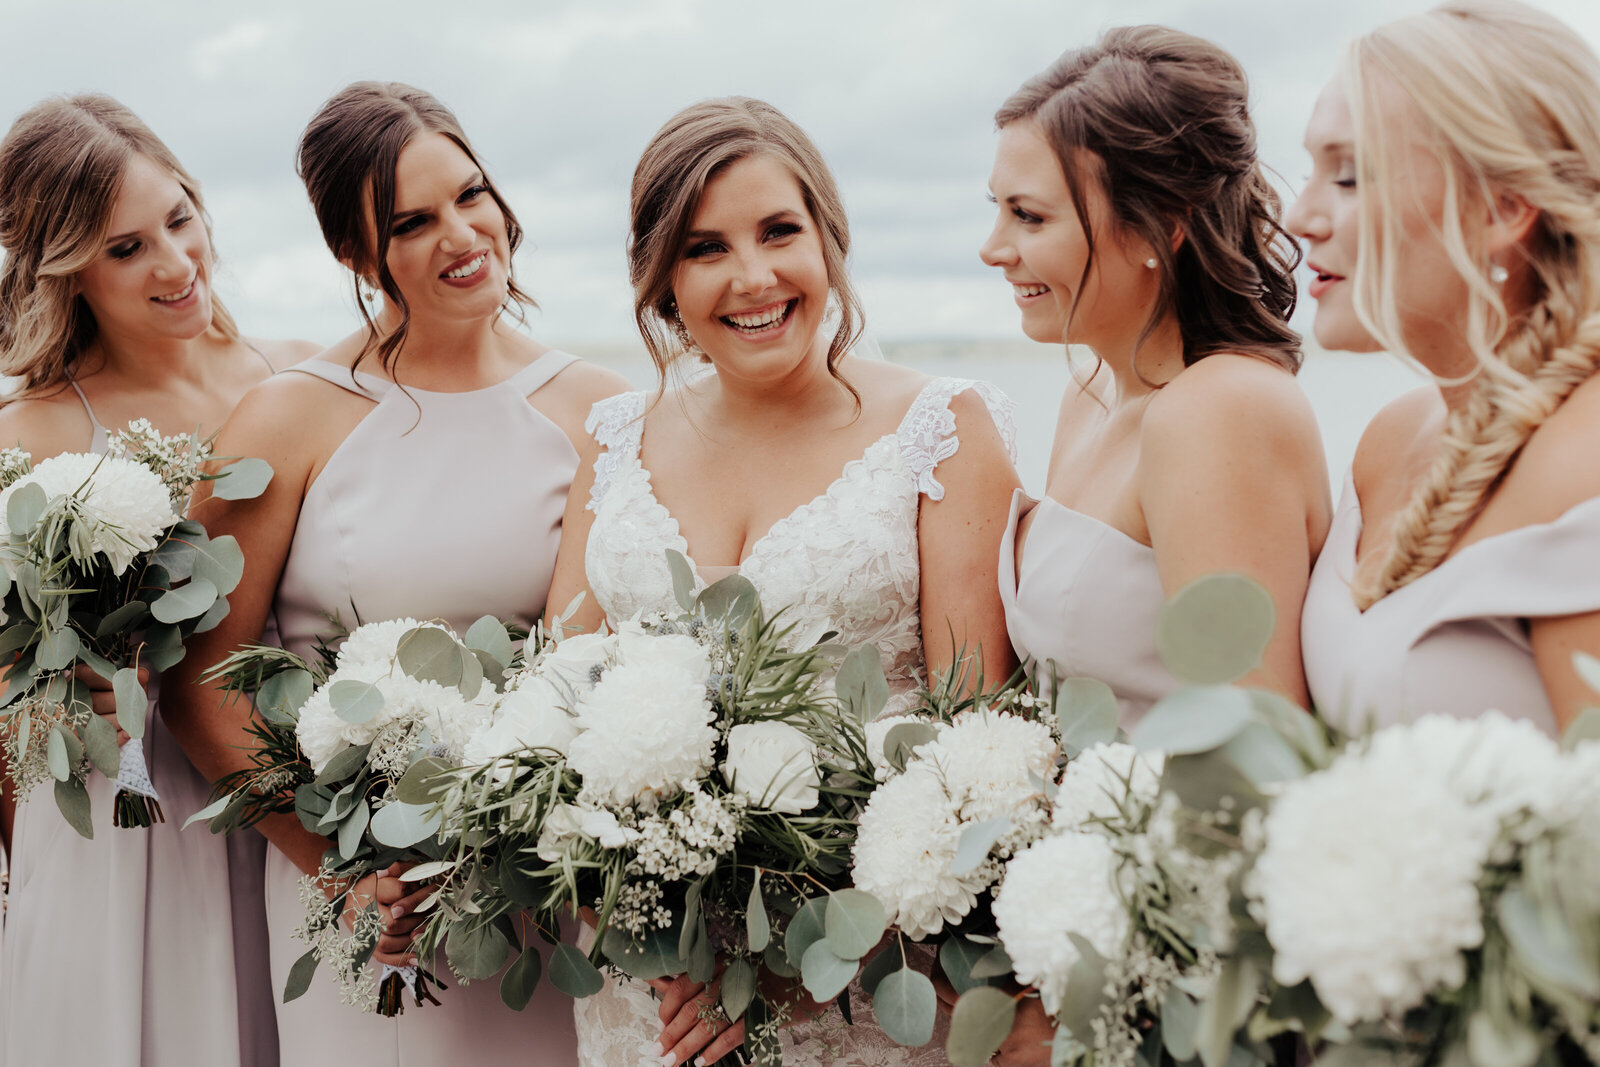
left=575, top=375, right=1014, bottom=1067
left=584, top=377, right=1015, bottom=715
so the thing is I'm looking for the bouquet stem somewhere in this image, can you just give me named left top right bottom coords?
left=376, top=963, right=443, bottom=1016
left=111, top=737, right=164, bottom=829
left=113, top=790, right=164, bottom=828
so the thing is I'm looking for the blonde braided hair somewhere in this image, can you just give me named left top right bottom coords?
left=1345, top=0, right=1600, bottom=608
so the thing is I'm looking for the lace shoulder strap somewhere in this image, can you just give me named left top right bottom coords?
left=895, top=377, right=1018, bottom=502
left=584, top=390, right=648, bottom=511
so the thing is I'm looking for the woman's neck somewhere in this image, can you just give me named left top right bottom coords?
left=365, top=305, right=510, bottom=390
left=1091, top=314, right=1187, bottom=407
left=79, top=329, right=220, bottom=390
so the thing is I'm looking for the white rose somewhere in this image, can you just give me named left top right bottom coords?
left=723, top=721, right=822, bottom=814
left=616, top=623, right=712, bottom=680
left=465, top=680, right=579, bottom=764
left=535, top=803, right=640, bottom=861
left=534, top=632, right=615, bottom=696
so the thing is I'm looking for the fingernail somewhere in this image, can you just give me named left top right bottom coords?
left=694, top=1059, right=707, bottom=1067
left=392, top=905, right=405, bottom=918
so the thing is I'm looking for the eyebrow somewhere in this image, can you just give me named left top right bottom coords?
left=391, top=171, right=485, bottom=225
left=104, top=198, right=188, bottom=247
left=684, top=209, right=801, bottom=241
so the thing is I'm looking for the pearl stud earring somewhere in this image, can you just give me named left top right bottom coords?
left=1144, top=257, right=1158, bottom=269
left=1489, top=263, right=1509, bottom=285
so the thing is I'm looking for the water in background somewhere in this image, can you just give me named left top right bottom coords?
left=562, top=338, right=1422, bottom=495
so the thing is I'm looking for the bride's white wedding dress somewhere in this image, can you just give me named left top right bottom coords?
left=575, top=377, right=1015, bottom=1067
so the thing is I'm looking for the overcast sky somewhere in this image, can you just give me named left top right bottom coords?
left=5, top=0, right=1599, bottom=349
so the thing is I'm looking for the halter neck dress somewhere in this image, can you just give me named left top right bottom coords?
left=1, top=357, right=278, bottom=1067
left=264, top=352, right=580, bottom=1064
left=997, top=490, right=1179, bottom=729
left=1301, top=471, right=1600, bottom=735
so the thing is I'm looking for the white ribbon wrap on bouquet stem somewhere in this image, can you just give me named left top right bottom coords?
left=112, top=737, right=160, bottom=801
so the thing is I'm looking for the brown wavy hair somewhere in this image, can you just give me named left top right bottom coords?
left=627, top=97, right=863, bottom=398
left=296, top=81, right=533, bottom=377
left=0, top=94, right=239, bottom=397
left=996, top=25, right=1302, bottom=376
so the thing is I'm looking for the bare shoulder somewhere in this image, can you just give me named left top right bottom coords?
left=1351, top=386, right=1439, bottom=489
left=1145, top=353, right=1320, bottom=455
left=845, top=356, right=933, bottom=415
left=543, top=357, right=634, bottom=411
left=1503, top=369, right=1600, bottom=515
left=0, top=389, right=96, bottom=457
left=245, top=336, right=323, bottom=370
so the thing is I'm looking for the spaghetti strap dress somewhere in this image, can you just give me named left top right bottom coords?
left=263, top=351, right=581, bottom=1064
left=1, top=366, right=278, bottom=1067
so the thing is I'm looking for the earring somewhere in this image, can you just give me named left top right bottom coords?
left=1144, top=257, right=1158, bottom=269
left=1488, top=263, right=1509, bottom=285
left=358, top=276, right=379, bottom=304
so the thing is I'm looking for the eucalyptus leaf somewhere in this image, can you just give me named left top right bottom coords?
left=73, top=646, right=115, bottom=683
left=720, top=958, right=756, bottom=1022
left=785, top=896, right=829, bottom=968
left=192, top=596, right=230, bottom=634
left=859, top=944, right=902, bottom=997
left=59, top=726, right=83, bottom=771
left=688, top=923, right=715, bottom=984
left=337, top=797, right=370, bottom=859
left=465, top=615, right=513, bottom=669
left=969, top=945, right=1015, bottom=980
left=114, top=668, right=147, bottom=740
left=666, top=548, right=696, bottom=613
left=396, top=627, right=463, bottom=687
left=94, top=601, right=149, bottom=641
left=0, top=622, right=34, bottom=658
left=143, top=623, right=188, bottom=672
left=550, top=943, right=605, bottom=998
left=314, top=743, right=371, bottom=787
left=6, top=482, right=46, bottom=535
left=874, top=966, right=937, bottom=1047
left=697, top=573, right=759, bottom=625
left=1467, top=1012, right=1540, bottom=1067
left=1054, top=676, right=1119, bottom=757
left=35, top=625, right=80, bottom=671
left=150, top=578, right=218, bottom=624
left=950, top=818, right=1012, bottom=877
left=680, top=879, right=706, bottom=961
left=1499, top=887, right=1600, bottom=995
left=82, top=712, right=122, bottom=779
left=46, top=726, right=70, bottom=781
left=1162, top=987, right=1200, bottom=1061
left=447, top=919, right=511, bottom=981
left=1573, top=650, right=1600, bottom=695
left=190, top=534, right=245, bottom=596
left=283, top=948, right=319, bottom=1002
left=212, top=457, right=274, bottom=501
left=152, top=535, right=197, bottom=582
left=399, top=860, right=455, bottom=882
left=939, top=936, right=994, bottom=996
left=763, top=940, right=799, bottom=979
left=836, top=644, right=889, bottom=722
left=395, top=756, right=455, bottom=805
left=1155, top=573, right=1275, bottom=685
left=182, top=792, right=234, bottom=830
left=1561, top=706, right=1600, bottom=752
left=946, top=986, right=1017, bottom=1067
left=1194, top=955, right=1260, bottom=1067
left=256, top=668, right=314, bottom=724
left=329, top=678, right=385, bottom=724
left=746, top=875, right=771, bottom=952
left=602, top=921, right=687, bottom=981
left=497, top=851, right=540, bottom=907
left=1131, top=685, right=1255, bottom=755
left=1218, top=721, right=1305, bottom=788
left=883, top=720, right=939, bottom=773
left=824, top=889, right=887, bottom=961
left=455, top=643, right=484, bottom=699
left=1057, top=934, right=1108, bottom=1038
left=800, top=939, right=857, bottom=1002
left=500, top=947, right=543, bottom=1011
left=53, top=776, right=93, bottom=839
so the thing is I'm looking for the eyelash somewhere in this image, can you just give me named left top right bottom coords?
left=684, top=222, right=802, bottom=260
left=109, top=214, right=193, bottom=260
left=987, top=195, right=1042, bottom=225
left=392, top=186, right=490, bottom=237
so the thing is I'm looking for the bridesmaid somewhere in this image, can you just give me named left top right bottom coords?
left=980, top=28, right=1331, bottom=1065
left=160, top=83, right=626, bottom=1064
left=1292, top=0, right=1600, bottom=735
left=0, top=94, right=315, bottom=1067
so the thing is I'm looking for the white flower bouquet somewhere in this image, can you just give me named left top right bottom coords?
left=191, top=613, right=527, bottom=1015
left=1130, top=574, right=1600, bottom=1067
left=0, top=421, right=271, bottom=831
left=400, top=553, right=885, bottom=1065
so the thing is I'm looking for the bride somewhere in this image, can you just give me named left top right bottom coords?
left=545, top=96, right=1022, bottom=1067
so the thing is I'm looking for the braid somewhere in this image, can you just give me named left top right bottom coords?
left=1355, top=302, right=1600, bottom=607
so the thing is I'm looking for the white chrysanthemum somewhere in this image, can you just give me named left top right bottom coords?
left=295, top=655, right=497, bottom=774
left=923, top=709, right=1057, bottom=823
left=0, top=452, right=176, bottom=575
left=567, top=645, right=715, bottom=808
left=1054, top=743, right=1165, bottom=830
left=994, top=831, right=1130, bottom=1015
left=1367, top=712, right=1563, bottom=826
left=335, top=618, right=437, bottom=670
left=615, top=623, right=709, bottom=678
left=852, top=763, right=987, bottom=938
left=863, top=716, right=944, bottom=782
left=723, top=721, right=821, bottom=814
left=1252, top=745, right=1497, bottom=1025
left=462, top=678, right=580, bottom=766
left=528, top=631, right=615, bottom=694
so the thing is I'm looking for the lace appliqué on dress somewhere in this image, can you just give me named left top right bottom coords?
left=896, top=378, right=1018, bottom=501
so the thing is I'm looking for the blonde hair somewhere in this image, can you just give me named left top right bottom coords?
left=627, top=98, right=863, bottom=398
left=0, top=94, right=239, bottom=396
left=1345, top=0, right=1600, bottom=608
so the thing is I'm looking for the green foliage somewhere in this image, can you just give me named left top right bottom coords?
left=947, top=986, right=1018, bottom=1067
left=1155, top=573, right=1275, bottom=685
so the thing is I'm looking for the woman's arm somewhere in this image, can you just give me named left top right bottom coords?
left=544, top=424, right=609, bottom=639
left=919, top=387, right=1024, bottom=689
left=1140, top=356, right=1331, bottom=706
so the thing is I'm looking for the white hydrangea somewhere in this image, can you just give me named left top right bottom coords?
left=1251, top=739, right=1498, bottom=1025
left=851, top=763, right=987, bottom=939
left=1054, top=743, right=1165, bottom=830
left=722, top=721, right=821, bottom=814
left=993, top=830, right=1130, bottom=1016
left=0, top=452, right=176, bottom=576
left=922, top=709, right=1058, bottom=824
left=566, top=632, right=715, bottom=808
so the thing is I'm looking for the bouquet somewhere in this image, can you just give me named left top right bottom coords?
left=403, top=553, right=886, bottom=1065
left=1131, top=574, right=1600, bottom=1067
left=191, top=613, right=528, bottom=1015
left=0, top=421, right=271, bottom=831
